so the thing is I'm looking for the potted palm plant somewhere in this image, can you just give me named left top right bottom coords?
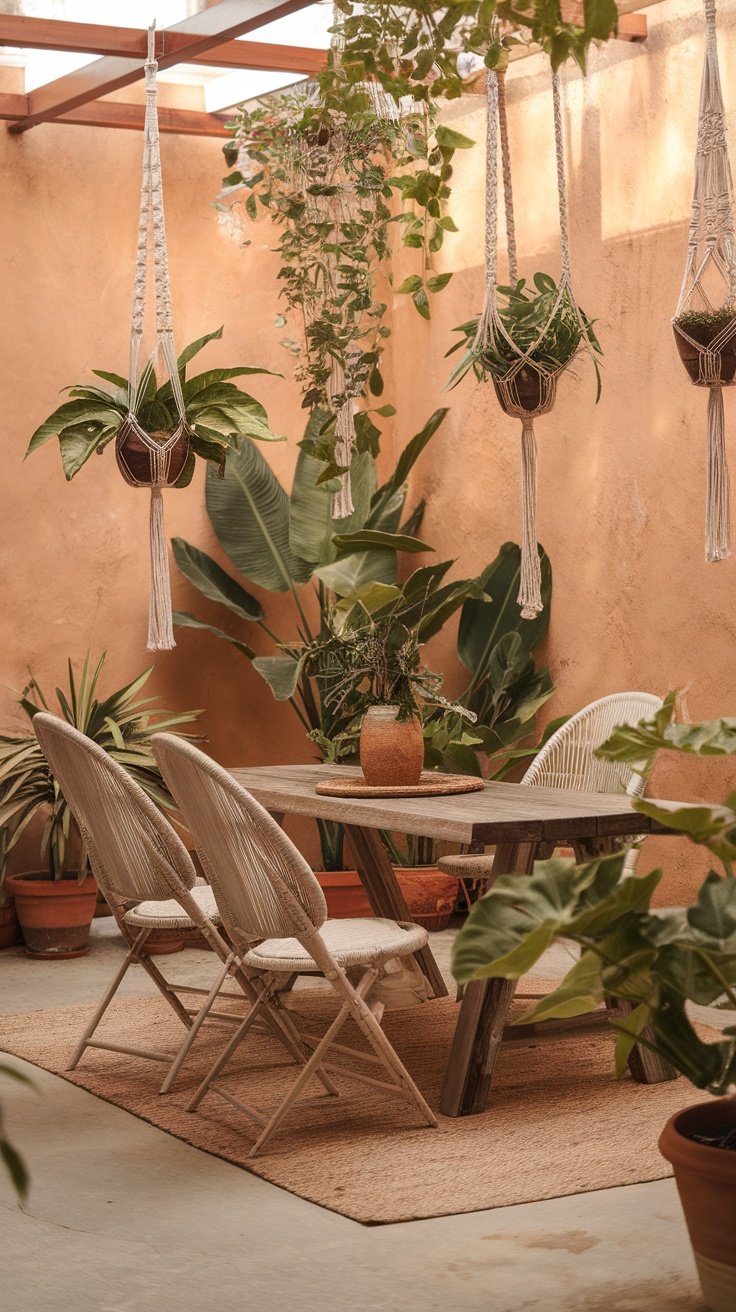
left=0, top=653, right=199, bottom=959
left=452, top=692, right=736, bottom=1312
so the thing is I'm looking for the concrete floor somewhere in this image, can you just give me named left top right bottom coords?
left=0, top=922, right=714, bottom=1312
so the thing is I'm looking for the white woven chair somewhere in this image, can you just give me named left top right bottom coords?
left=439, top=691, right=664, bottom=890
left=32, top=714, right=318, bottom=1094
left=151, top=733, right=437, bottom=1157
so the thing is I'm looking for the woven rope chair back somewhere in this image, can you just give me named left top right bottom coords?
left=33, top=713, right=197, bottom=906
left=522, top=692, right=663, bottom=796
left=151, top=735, right=327, bottom=945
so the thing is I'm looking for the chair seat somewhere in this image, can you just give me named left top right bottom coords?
left=123, top=883, right=221, bottom=930
left=438, top=852, right=495, bottom=879
left=243, top=917, right=428, bottom=973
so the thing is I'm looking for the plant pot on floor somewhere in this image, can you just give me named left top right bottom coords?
left=659, top=1097, right=736, bottom=1312
left=0, top=898, right=22, bottom=949
left=315, top=868, right=458, bottom=931
left=359, top=705, right=424, bottom=787
left=5, top=872, right=98, bottom=959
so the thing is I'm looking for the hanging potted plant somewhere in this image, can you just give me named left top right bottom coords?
left=0, top=654, right=199, bottom=959
left=452, top=693, right=736, bottom=1312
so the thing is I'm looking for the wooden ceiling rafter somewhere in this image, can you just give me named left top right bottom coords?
left=5, top=0, right=316, bottom=135
left=0, top=14, right=326, bottom=76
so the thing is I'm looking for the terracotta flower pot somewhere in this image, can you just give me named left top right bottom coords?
left=659, top=1097, right=736, bottom=1312
left=5, top=872, right=98, bottom=959
left=115, top=417, right=190, bottom=487
left=314, top=868, right=458, bottom=931
left=359, top=705, right=424, bottom=787
left=489, top=361, right=558, bottom=417
left=315, top=870, right=372, bottom=919
left=396, top=867, right=459, bottom=931
left=673, top=321, right=736, bottom=386
left=0, top=899, right=22, bottom=949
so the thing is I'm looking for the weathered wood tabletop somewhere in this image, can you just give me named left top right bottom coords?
left=230, top=763, right=686, bottom=1117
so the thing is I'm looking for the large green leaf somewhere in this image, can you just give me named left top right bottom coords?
left=171, top=539, right=264, bottom=621
left=368, top=408, right=447, bottom=526
left=516, top=950, right=605, bottom=1024
left=458, top=542, right=551, bottom=675
left=177, top=327, right=224, bottom=370
left=26, top=400, right=121, bottom=459
left=171, top=611, right=255, bottom=659
left=205, top=437, right=311, bottom=592
left=252, top=654, right=304, bottom=700
left=599, top=692, right=736, bottom=767
left=314, top=549, right=397, bottom=596
left=332, top=529, right=433, bottom=556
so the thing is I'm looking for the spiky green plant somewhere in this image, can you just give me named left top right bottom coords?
left=0, top=653, right=200, bottom=881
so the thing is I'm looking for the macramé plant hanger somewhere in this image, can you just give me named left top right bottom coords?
left=461, top=67, right=599, bottom=620
left=673, top=0, right=736, bottom=563
left=119, top=21, right=190, bottom=651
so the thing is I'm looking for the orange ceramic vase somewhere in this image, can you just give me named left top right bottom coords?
left=359, top=705, right=424, bottom=787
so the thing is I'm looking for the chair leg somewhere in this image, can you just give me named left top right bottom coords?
left=159, top=954, right=235, bottom=1095
left=67, top=928, right=150, bottom=1071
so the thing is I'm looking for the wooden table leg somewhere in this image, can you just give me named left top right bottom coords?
left=345, top=824, right=448, bottom=999
left=439, top=840, right=537, bottom=1116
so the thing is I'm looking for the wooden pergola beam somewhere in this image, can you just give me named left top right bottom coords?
left=0, top=90, right=230, bottom=136
left=0, top=14, right=326, bottom=76
left=7, top=0, right=315, bottom=135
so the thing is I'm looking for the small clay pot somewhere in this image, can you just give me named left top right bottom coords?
left=673, top=321, right=736, bottom=386
left=659, top=1097, right=736, bottom=1312
left=5, top=872, right=98, bottom=959
left=396, top=868, right=459, bottom=931
left=115, top=415, right=190, bottom=487
left=489, top=361, right=558, bottom=417
left=359, top=705, right=424, bottom=788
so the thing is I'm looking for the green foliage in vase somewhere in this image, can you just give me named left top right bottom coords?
left=0, top=653, right=200, bottom=881
left=334, top=0, right=619, bottom=102
left=446, top=274, right=603, bottom=400
left=452, top=693, right=736, bottom=1096
left=25, top=327, right=283, bottom=485
left=674, top=307, right=736, bottom=348
left=301, top=601, right=478, bottom=726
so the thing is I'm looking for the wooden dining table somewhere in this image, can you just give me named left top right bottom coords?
left=229, top=763, right=686, bottom=1118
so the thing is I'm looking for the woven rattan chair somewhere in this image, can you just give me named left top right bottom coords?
left=152, top=733, right=437, bottom=1156
left=32, top=714, right=317, bottom=1094
left=440, top=692, right=664, bottom=895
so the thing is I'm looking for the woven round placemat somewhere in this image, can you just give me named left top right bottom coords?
left=315, top=772, right=485, bottom=798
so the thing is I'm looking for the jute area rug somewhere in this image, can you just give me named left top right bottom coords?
left=1, top=987, right=706, bottom=1225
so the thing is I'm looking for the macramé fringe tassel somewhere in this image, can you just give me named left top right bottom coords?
left=331, top=399, right=356, bottom=520
left=147, top=486, right=175, bottom=651
left=705, top=383, right=731, bottom=562
left=518, top=421, right=543, bottom=620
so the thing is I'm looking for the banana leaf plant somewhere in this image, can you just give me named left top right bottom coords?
left=24, top=327, right=283, bottom=485
left=0, top=653, right=201, bottom=882
left=452, top=693, right=736, bottom=1095
left=172, top=407, right=488, bottom=868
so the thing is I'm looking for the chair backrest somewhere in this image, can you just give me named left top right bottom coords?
left=33, top=713, right=197, bottom=907
left=151, top=734, right=327, bottom=947
left=522, top=692, right=663, bottom=796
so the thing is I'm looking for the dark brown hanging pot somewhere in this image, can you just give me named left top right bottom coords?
left=115, top=414, right=190, bottom=489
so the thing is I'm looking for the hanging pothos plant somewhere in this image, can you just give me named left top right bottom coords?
left=333, top=0, right=620, bottom=99
left=217, top=78, right=471, bottom=482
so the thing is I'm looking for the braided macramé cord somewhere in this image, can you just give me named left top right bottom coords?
left=473, top=69, right=593, bottom=618
left=674, top=0, right=736, bottom=562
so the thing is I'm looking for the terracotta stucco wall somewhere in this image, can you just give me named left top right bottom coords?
left=2, top=0, right=735, bottom=895
left=392, top=0, right=736, bottom=902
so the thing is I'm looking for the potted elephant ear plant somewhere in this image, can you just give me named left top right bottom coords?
left=0, top=653, right=199, bottom=959
left=452, top=692, right=736, bottom=1312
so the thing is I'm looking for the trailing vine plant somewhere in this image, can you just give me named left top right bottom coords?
left=217, top=70, right=472, bottom=494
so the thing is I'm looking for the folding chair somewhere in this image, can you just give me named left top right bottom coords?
left=33, top=714, right=321, bottom=1094
left=152, top=733, right=438, bottom=1156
